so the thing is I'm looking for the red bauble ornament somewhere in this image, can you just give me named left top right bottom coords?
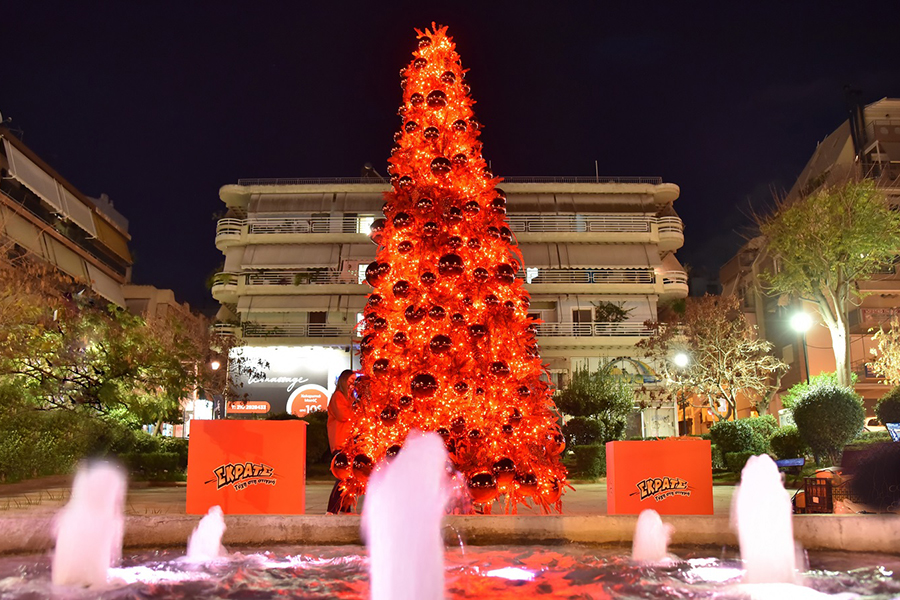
left=490, top=361, right=510, bottom=377
left=411, top=373, right=438, bottom=398
left=426, top=90, right=447, bottom=107
left=398, top=395, right=413, bottom=409
left=398, top=240, right=413, bottom=253
left=450, top=416, right=466, bottom=434
left=331, top=452, right=351, bottom=479
left=472, top=267, right=489, bottom=282
left=468, top=472, right=499, bottom=504
left=429, top=335, right=452, bottom=354
left=380, top=405, right=399, bottom=424
left=469, top=324, right=487, bottom=339
left=393, top=212, right=413, bottom=228
left=495, top=263, right=516, bottom=284
left=420, top=272, right=437, bottom=286
left=440, top=71, right=456, bottom=83
left=428, top=305, right=446, bottom=320
left=516, top=472, right=538, bottom=496
left=492, top=458, right=516, bottom=487
left=373, top=358, right=390, bottom=374
left=404, top=305, right=427, bottom=323
left=392, top=280, right=411, bottom=298
left=431, top=157, right=452, bottom=175
left=410, top=92, right=424, bottom=105
left=393, top=331, right=408, bottom=346
left=438, top=253, right=464, bottom=276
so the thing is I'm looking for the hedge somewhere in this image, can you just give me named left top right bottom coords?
left=793, top=383, right=865, bottom=464
left=571, top=445, right=606, bottom=478
left=724, top=451, right=757, bottom=473
left=769, top=426, right=808, bottom=460
left=709, top=418, right=768, bottom=455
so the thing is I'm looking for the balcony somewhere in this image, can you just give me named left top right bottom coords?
left=215, top=213, right=685, bottom=247
left=212, top=323, right=240, bottom=338
left=215, top=218, right=244, bottom=249
left=661, top=270, right=689, bottom=297
left=210, top=272, right=239, bottom=302
left=657, top=217, right=685, bottom=251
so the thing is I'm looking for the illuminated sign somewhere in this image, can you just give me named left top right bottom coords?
left=229, top=346, right=350, bottom=416
left=211, top=462, right=276, bottom=491
left=634, top=476, right=691, bottom=501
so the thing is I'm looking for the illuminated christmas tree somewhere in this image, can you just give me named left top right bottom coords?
left=332, top=24, right=567, bottom=513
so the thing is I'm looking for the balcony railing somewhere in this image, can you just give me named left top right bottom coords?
left=248, top=216, right=365, bottom=235
left=236, top=175, right=663, bottom=186
left=211, top=272, right=239, bottom=286
left=662, top=271, right=689, bottom=286
left=242, top=323, right=357, bottom=338
left=246, top=270, right=360, bottom=286
left=240, top=321, right=652, bottom=339
left=520, top=268, right=656, bottom=285
left=221, top=214, right=684, bottom=237
left=535, top=322, right=653, bottom=337
left=506, top=214, right=652, bottom=233
left=216, top=218, right=244, bottom=237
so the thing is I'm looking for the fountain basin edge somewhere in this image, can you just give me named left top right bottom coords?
left=0, top=514, right=897, bottom=556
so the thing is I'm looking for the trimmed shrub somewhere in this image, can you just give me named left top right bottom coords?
left=745, top=415, right=778, bottom=442
left=572, top=445, right=606, bottom=478
left=724, top=451, right=757, bottom=473
left=301, top=410, right=330, bottom=466
left=563, top=416, right=604, bottom=448
left=875, top=387, right=900, bottom=426
left=710, top=443, right=726, bottom=470
left=792, top=383, right=865, bottom=464
left=709, top=419, right=767, bottom=455
left=769, top=426, right=808, bottom=460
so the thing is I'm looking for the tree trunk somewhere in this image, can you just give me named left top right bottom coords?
left=827, top=310, right=852, bottom=388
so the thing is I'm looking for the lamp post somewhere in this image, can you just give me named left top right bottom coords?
left=673, top=352, right=690, bottom=435
left=790, top=311, right=813, bottom=384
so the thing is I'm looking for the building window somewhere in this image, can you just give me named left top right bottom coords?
left=309, top=311, right=327, bottom=324
left=572, top=309, right=592, bottom=323
left=357, top=216, right=375, bottom=235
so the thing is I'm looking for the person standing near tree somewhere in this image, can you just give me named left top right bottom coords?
left=326, top=369, right=355, bottom=514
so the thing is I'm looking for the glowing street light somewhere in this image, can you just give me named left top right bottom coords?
left=790, top=311, right=813, bottom=384
left=673, top=352, right=690, bottom=368
left=210, top=360, right=221, bottom=371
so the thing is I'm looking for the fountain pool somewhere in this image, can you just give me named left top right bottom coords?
left=1, top=544, right=898, bottom=599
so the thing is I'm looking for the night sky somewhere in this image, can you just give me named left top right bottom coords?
left=4, top=2, right=900, bottom=311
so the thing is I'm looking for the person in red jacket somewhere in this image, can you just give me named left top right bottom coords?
left=326, top=369, right=355, bottom=514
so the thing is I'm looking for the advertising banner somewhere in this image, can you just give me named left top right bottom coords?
left=186, top=420, right=307, bottom=515
left=606, top=439, right=713, bottom=515
left=228, top=346, right=351, bottom=417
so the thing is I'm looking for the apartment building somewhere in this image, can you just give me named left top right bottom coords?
left=0, top=127, right=133, bottom=304
left=212, top=176, right=688, bottom=435
left=721, top=98, right=900, bottom=420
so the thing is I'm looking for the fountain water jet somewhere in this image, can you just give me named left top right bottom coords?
left=632, top=509, right=674, bottom=563
left=732, top=454, right=797, bottom=584
left=363, top=431, right=449, bottom=600
left=51, top=461, right=126, bottom=587
left=186, top=505, right=226, bottom=561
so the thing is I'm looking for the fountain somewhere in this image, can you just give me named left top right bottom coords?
left=362, top=431, right=448, bottom=600
left=186, top=505, right=226, bottom=561
left=732, top=454, right=798, bottom=584
left=51, top=461, right=126, bottom=587
left=632, top=509, right=674, bottom=563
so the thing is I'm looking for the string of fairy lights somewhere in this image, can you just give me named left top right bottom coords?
left=332, top=24, right=568, bottom=513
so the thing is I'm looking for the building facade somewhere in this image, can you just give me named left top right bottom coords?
left=0, top=128, right=133, bottom=305
left=720, top=98, right=900, bottom=420
left=212, top=176, right=688, bottom=436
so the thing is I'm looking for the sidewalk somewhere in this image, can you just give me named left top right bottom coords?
left=0, top=477, right=738, bottom=517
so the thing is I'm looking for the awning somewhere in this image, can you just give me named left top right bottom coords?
left=661, top=252, right=684, bottom=272
left=3, top=138, right=64, bottom=212
left=58, top=186, right=98, bottom=238
left=519, top=244, right=661, bottom=269
left=250, top=193, right=331, bottom=214
left=238, top=294, right=368, bottom=314
left=1, top=208, right=46, bottom=257
left=242, top=244, right=341, bottom=268
left=87, top=263, right=126, bottom=306
left=48, top=237, right=87, bottom=280
left=341, top=243, right=377, bottom=261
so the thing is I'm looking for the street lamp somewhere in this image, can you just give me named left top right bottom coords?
left=672, top=351, right=690, bottom=435
left=790, top=311, right=813, bottom=384
left=210, top=359, right=221, bottom=371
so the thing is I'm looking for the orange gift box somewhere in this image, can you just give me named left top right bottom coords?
left=186, top=420, right=307, bottom=515
left=606, top=439, right=713, bottom=515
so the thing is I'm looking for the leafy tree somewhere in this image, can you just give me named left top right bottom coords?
left=0, top=250, right=253, bottom=432
left=792, top=383, right=865, bottom=464
left=556, top=362, right=634, bottom=446
left=871, top=315, right=900, bottom=386
left=759, top=179, right=900, bottom=387
left=638, top=295, right=788, bottom=420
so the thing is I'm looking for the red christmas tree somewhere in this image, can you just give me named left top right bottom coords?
left=332, top=24, right=568, bottom=513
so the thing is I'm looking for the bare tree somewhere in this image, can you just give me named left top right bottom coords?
left=638, top=295, right=788, bottom=420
